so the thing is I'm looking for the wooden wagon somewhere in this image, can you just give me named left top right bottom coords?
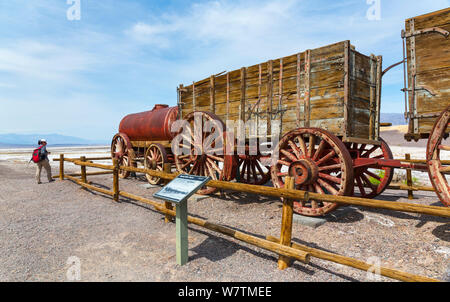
left=111, top=8, right=450, bottom=217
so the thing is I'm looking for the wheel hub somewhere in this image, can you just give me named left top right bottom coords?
left=289, top=158, right=318, bottom=186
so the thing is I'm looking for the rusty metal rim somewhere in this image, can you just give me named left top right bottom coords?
left=270, top=127, right=354, bottom=217
left=111, top=133, right=133, bottom=179
left=426, top=106, right=450, bottom=206
left=144, top=143, right=168, bottom=185
left=348, top=138, right=394, bottom=199
left=173, top=111, right=236, bottom=195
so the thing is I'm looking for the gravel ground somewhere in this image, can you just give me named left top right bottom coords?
left=0, top=158, right=449, bottom=282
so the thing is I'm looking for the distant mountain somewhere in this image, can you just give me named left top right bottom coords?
left=380, top=113, right=407, bottom=125
left=0, top=133, right=108, bottom=147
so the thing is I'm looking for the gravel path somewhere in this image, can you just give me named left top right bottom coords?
left=0, top=159, right=449, bottom=282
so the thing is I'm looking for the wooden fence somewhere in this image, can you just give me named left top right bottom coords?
left=53, top=154, right=450, bottom=282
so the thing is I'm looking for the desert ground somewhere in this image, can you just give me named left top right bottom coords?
left=0, top=127, right=449, bottom=282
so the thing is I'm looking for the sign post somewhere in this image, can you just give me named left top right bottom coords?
left=153, top=174, right=211, bottom=266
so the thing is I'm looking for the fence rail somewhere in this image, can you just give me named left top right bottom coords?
left=51, top=154, right=449, bottom=282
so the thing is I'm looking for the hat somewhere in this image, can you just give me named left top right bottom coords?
left=40, top=139, right=47, bottom=143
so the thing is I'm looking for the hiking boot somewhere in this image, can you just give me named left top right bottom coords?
left=49, top=179, right=55, bottom=182
left=37, top=181, right=42, bottom=184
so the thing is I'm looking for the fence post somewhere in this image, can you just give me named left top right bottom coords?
left=278, top=176, right=295, bottom=270
left=59, top=154, right=64, bottom=181
left=163, top=163, right=174, bottom=223
left=406, top=153, right=414, bottom=199
left=113, top=158, right=119, bottom=202
left=80, top=156, right=87, bottom=184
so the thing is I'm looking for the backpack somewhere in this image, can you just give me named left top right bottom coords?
left=31, top=146, right=44, bottom=163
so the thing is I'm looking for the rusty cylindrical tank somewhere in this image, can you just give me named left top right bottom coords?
left=118, top=104, right=179, bottom=141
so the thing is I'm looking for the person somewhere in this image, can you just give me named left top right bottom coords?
left=35, top=139, right=54, bottom=184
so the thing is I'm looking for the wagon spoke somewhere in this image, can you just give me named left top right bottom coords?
left=318, top=163, right=342, bottom=172
left=207, top=154, right=225, bottom=162
left=288, top=140, right=302, bottom=159
left=308, top=134, right=316, bottom=158
left=280, top=149, right=297, bottom=162
left=205, top=161, right=217, bottom=180
left=355, top=176, right=366, bottom=197
left=318, top=172, right=341, bottom=184
left=296, top=135, right=307, bottom=155
left=364, top=169, right=381, bottom=181
left=314, top=183, right=325, bottom=195
left=312, top=140, right=326, bottom=161
left=255, top=159, right=266, bottom=176
left=277, top=159, right=291, bottom=166
left=317, top=178, right=339, bottom=195
left=251, top=162, right=258, bottom=182
left=361, top=173, right=377, bottom=191
left=207, top=158, right=222, bottom=174
left=315, top=150, right=336, bottom=166
left=362, top=145, right=378, bottom=158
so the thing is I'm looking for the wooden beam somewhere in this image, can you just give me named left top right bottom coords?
left=59, top=154, right=64, bottom=181
left=267, top=60, right=273, bottom=135
left=240, top=67, right=246, bottom=122
left=80, top=156, right=87, bottom=184
left=163, top=163, right=174, bottom=223
left=278, top=176, right=294, bottom=270
left=266, top=235, right=438, bottom=282
left=226, top=72, right=230, bottom=121
left=343, top=42, right=350, bottom=138
left=210, top=75, right=215, bottom=113
left=113, top=158, right=119, bottom=202
left=118, top=191, right=310, bottom=264
left=296, top=53, right=302, bottom=127
left=305, top=50, right=311, bottom=128
left=118, top=164, right=450, bottom=218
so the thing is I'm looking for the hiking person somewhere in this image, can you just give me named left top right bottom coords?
left=33, top=139, right=54, bottom=184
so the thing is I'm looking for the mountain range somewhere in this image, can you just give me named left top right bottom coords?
left=0, top=133, right=109, bottom=148
left=380, top=113, right=407, bottom=126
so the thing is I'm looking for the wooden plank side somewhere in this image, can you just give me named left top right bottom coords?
left=180, top=40, right=379, bottom=143
left=405, top=8, right=450, bottom=137
left=406, top=7, right=450, bottom=29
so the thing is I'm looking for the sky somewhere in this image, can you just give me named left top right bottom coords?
left=0, top=0, right=449, bottom=140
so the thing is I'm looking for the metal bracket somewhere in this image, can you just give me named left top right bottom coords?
left=401, top=85, right=439, bottom=96
left=402, top=27, right=450, bottom=39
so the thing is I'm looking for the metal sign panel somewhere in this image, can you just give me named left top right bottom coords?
left=153, top=174, right=211, bottom=204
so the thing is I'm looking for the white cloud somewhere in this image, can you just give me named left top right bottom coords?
left=0, top=40, right=96, bottom=81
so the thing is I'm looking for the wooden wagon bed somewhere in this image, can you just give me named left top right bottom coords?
left=404, top=7, right=450, bottom=141
left=178, top=40, right=383, bottom=145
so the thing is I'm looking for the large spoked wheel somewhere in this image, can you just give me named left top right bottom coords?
left=346, top=138, right=394, bottom=199
left=144, top=143, right=168, bottom=185
left=111, top=133, right=134, bottom=179
left=173, top=111, right=236, bottom=195
left=271, top=128, right=354, bottom=217
left=237, top=144, right=271, bottom=185
left=427, top=106, right=450, bottom=207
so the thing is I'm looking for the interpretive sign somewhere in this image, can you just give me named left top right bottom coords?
left=153, top=174, right=211, bottom=204
left=153, top=174, right=211, bottom=265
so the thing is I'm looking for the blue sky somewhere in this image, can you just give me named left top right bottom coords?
left=0, top=0, right=449, bottom=140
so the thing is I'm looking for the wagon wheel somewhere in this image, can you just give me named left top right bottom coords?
left=346, top=138, right=394, bottom=199
left=271, top=128, right=354, bottom=217
left=173, top=111, right=236, bottom=195
left=427, top=106, right=450, bottom=207
left=237, top=144, right=271, bottom=185
left=111, top=133, right=134, bottom=179
left=144, top=143, right=168, bottom=185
